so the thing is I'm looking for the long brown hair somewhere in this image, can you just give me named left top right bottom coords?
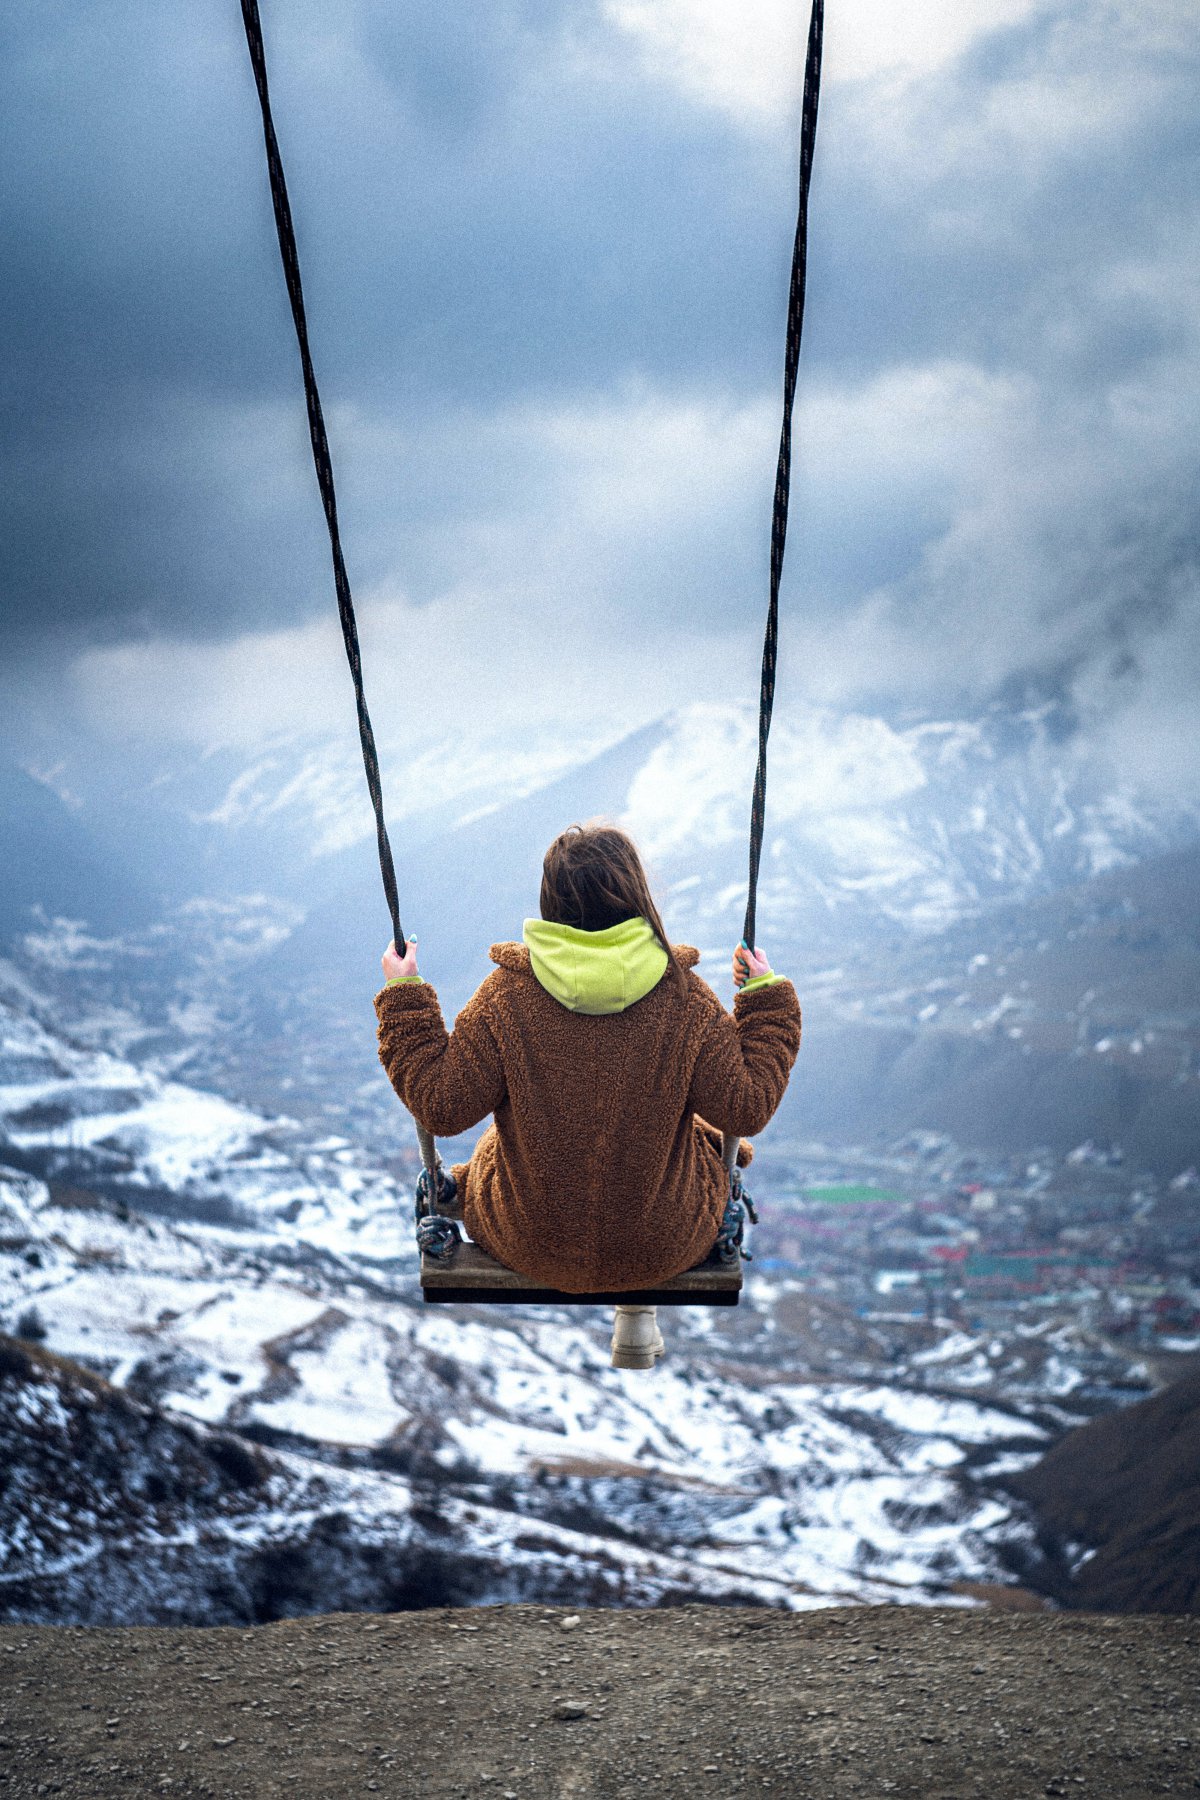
left=539, top=823, right=683, bottom=991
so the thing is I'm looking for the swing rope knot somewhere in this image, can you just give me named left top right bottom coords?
left=415, top=1163, right=459, bottom=1219
left=416, top=1214, right=462, bottom=1260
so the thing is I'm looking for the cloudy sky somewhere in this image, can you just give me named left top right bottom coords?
left=2, top=0, right=1197, bottom=799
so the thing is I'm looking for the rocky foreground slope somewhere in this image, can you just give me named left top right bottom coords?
left=2, top=1605, right=1197, bottom=1799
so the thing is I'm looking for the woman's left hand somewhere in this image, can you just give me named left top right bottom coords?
left=732, top=941, right=772, bottom=989
left=382, top=937, right=419, bottom=981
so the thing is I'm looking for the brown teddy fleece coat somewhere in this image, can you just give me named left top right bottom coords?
left=375, top=944, right=801, bottom=1293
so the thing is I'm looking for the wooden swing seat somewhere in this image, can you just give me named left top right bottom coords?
left=420, top=1239, right=742, bottom=1306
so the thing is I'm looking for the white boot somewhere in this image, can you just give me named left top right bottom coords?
left=611, top=1305, right=665, bottom=1371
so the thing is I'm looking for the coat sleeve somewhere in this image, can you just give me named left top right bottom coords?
left=685, top=978, right=802, bottom=1138
left=375, top=978, right=506, bottom=1136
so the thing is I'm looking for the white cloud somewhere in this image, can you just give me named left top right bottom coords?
left=70, top=583, right=695, bottom=745
left=780, top=327, right=1200, bottom=807
left=344, top=379, right=777, bottom=592
left=67, top=312, right=1200, bottom=818
left=832, top=0, right=1200, bottom=218
left=68, top=384, right=769, bottom=757
left=604, top=0, right=1047, bottom=126
left=72, top=615, right=352, bottom=750
left=798, top=358, right=1028, bottom=526
left=69, top=360, right=1030, bottom=764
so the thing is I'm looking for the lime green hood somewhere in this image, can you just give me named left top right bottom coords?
left=522, top=916, right=669, bottom=1015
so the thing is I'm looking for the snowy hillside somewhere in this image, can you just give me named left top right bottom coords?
left=0, top=1161, right=1049, bottom=1623
left=0, top=979, right=1083, bottom=1624
left=0, top=964, right=407, bottom=1253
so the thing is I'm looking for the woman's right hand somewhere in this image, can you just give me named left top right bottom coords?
left=732, top=941, right=771, bottom=989
left=383, top=937, right=419, bottom=981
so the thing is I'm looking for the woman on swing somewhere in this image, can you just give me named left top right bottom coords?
left=375, top=822, right=801, bottom=1366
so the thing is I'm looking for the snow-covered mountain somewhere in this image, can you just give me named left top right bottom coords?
left=183, top=696, right=1192, bottom=1036
left=0, top=973, right=1088, bottom=1625
left=623, top=700, right=1200, bottom=944
left=8, top=698, right=1197, bottom=967
left=7, top=695, right=1200, bottom=1175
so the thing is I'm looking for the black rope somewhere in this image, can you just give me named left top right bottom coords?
left=239, top=0, right=405, bottom=953
left=743, top=0, right=824, bottom=951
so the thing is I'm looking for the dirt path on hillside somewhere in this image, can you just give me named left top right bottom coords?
left=1, top=1606, right=1197, bottom=1799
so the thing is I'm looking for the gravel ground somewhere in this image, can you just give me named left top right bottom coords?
left=1, top=1605, right=1198, bottom=1798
